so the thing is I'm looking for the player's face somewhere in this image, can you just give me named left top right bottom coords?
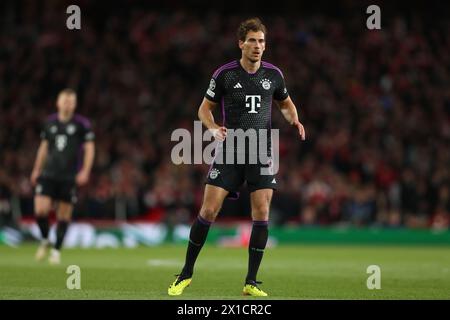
left=57, top=93, right=77, bottom=116
left=239, top=31, right=265, bottom=63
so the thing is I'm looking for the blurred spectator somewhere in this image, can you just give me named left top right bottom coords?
left=0, top=172, right=14, bottom=227
left=0, top=1, right=448, bottom=229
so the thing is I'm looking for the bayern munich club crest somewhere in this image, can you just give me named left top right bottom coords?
left=209, top=168, right=220, bottom=179
left=66, top=124, right=76, bottom=135
left=260, top=78, right=271, bottom=90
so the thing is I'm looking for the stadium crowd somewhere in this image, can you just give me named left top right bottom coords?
left=0, top=1, right=449, bottom=229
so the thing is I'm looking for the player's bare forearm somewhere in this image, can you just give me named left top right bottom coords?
left=31, top=141, right=48, bottom=185
left=276, top=97, right=306, bottom=140
left=81, top=141, right=95, bottom=175
left=198, top=98, right=220, bottom=130
left=198, top=98, right=227, bottom=141
left=76, top=141, right=94, bottom=186
left=32, top=141, right=48, bottom=173
left=276, top=96, right=299, bottom=124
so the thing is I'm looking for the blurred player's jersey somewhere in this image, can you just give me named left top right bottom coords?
left=204, top=60, right=289, bottom=156
left=40, top=114, right=95, bottom=181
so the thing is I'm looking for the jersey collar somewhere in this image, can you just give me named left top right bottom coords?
left=238, top=59, right=261, bottom=75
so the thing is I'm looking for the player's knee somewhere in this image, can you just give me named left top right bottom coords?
left=35, top=196, right=51, bottom=216
left=252, top=205, right=270, bottom=220
left=35, top=207, right=50, bottom=217
left=57, top=213, right=72, bottom=222
left=199, top=206, right=220, bottom=222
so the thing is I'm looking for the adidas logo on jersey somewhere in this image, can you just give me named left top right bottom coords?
left=234, top=82, right=242, bottom=89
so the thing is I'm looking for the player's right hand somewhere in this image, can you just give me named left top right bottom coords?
left=210, top=126, right=227, bottom=142
left=30, top=170, right=40, bottom=186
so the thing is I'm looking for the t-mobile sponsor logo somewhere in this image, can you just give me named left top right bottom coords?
left=245, top=95, right=261, bottom=113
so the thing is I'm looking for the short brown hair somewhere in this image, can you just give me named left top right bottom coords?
left=59, top=88, right=77, bottom=97
left=237, top=17, right=267, bottom=42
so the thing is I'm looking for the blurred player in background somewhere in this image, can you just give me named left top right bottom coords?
left=31, top=88, right=95, bottom=264
left=169, top=18, right=305, bottom=297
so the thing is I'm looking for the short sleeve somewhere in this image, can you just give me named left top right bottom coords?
left=204, top=72, right=225, bottom=103
left=83, top=124, right=95, bottom=142
left=40, top=124, right=48, bottom=140
left=79, top=119, right=95, bottom=142
left=273, top=71, right=289, bottom=101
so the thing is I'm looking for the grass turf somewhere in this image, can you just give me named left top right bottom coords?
left=0, top=244, right=449, bottom=299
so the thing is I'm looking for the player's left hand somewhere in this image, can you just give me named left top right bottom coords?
left=293, top=120, right=306, bottom=140
left=76, top=170, right=90, bottom=186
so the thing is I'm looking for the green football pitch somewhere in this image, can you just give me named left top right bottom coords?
left=0, top=244, right=449, bottom=299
